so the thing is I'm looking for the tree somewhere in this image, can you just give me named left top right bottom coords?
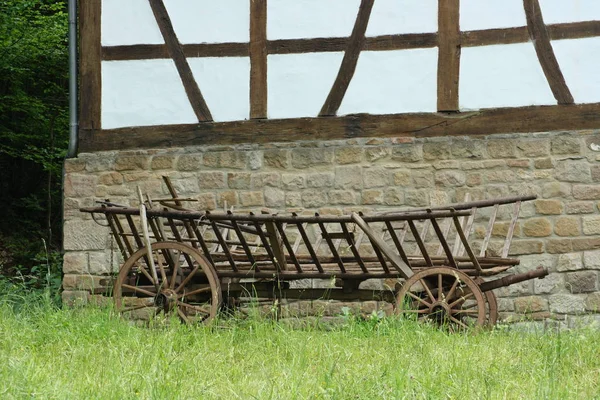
left=0, top=0, right=68, bottom=273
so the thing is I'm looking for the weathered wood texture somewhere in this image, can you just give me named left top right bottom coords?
left=437, top=0, right=460, bottom=112
left=79, top=103, right=600, bottom=152
left=523, top=0, right=574, bottom=105
left=319, top=0, right=374, bottom=116
left=148, top=0, right=213, bottom=121
left=79, top=0, right=101, bottom=130
left=250, top=0, right=268, bottom=119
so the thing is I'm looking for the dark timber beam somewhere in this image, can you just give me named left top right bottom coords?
left=523, top=0, right=574, bottom=105
left=250, top=0, right=268, bottom=119
left=437, top=0, right=460, bottom=112
left=79, top=0, right=101, bottom=130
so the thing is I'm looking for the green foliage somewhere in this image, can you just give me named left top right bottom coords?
left=0, top=0, right=68, bottom=289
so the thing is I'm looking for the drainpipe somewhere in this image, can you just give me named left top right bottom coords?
left=67, top=0, right=78, bottom=158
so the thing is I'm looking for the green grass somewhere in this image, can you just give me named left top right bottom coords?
left=0, top=299, right=599, bottom=399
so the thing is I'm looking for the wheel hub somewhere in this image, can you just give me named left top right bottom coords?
left=155, top=289, right=177, bottom=312
left=429, top=301, right=453, bottom=323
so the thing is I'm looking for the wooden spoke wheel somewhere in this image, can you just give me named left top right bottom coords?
left=114, top=242, right=222, bottom=324
left=474, top=277, right=499, bottom=326
left=395, top=267, right=486, bottom=330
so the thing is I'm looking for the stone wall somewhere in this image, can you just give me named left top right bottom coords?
left=63, top=130, right=600, bottom=327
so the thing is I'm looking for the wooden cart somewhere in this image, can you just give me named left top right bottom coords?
left=81, top=181, right=548, bottom=329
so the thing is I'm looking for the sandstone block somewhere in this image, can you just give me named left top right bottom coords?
left=433, top=160, right=460, bottom=170
left=285, top=192, right=302, bottom=207
left=507, top=159, right=530, bottom=168
left=64, top=174, right=98, bottom=198
left=466, top=173, right=482, bottom=187
left=264, top=149, right=290, bottom=169
left=554, top=160, right=591, bottom=183
left=170, top=177, right=200, bottom=195
left=64, top=220, right=109, bottom=251
left=98, top=172, right=123, bottom=186
left=572, top=237, right=600, bottom=251
left=535, top=199, right=563, bottom=215
left=65, top=158, right=86, bottom=173
left=557, top=253, right=583, bottom=272
left=451, top=140, right=484, bottom=159
left=435, top=170, right=466, bottom=187
left=282, top=173, right=305, bottom=190
left=62, top=274, right=104, bottom=291
left=534, top=273, right=565, bottom=294
left=227, top=172, right=252, bottom=189
left=335, top=166, right=362, bottom=190
left=248, top=151, right=263, bottom=170
left=404, top=189, right=430, bottom=207
left=583, top=215, right=600, bottom=235
left=484, top=170, right=517, bottom=183
left=291, top=148, right=333, bottom=169
left=239, top=191, right=264, bottom=207
left=566, top=201, right=594, bottom=214
left=363, top=168, right=389, bottom=188
left=412, top=171, right=434, bottom=188
left=83, top=154, right=116, bottom=172
left=251, top=172, right=281, bottom=188
left=329, top=190, right=357, bottom=205
left=551, top=135, right=582, bottom=155
left=392, top=170, right=411, bottom=186
left=335, top=147, right=362, bottom=164
left=423, top=142, right=451, bottom=160
left=302, top=190, right=328, bottom=208
left=362, top=189, right=384, bottom=205
left=197, top=172, right=226, bottom=189
left=523, top=218, right=552, bottom=237
left=517, top=139, right=550, bottom=157
left=573, top=185, right=600, bottom=200
left=583, top=249, right=600, bottom=269
left=151, top=155, right=175, bottom=170
left=306, top=173, right=334, bottom=188
left=590, top=165, right=600, bottom=182
left=88, top=250, right=118, bottom=275
left=554, top=217, right=580, bottom=237
left=508, top=240, right=544, bottom=255
left=534, top=157, right=553, bottom=169
left=392, top=145, right=423, bottom=162
left=585, top=293, right=600, bottom=312
left=204, top=151, right=247, bottom=169
left=176, top=154, right=202, bottom=171
left=196, top=193, right=217, bottom=210
left=114, top=155, right=150, bottom=171
left=218, top=191, right=239, bottom=207
left=549, top=294, right=586, bottom=314
left=487, top=140, right=516, bottom=158
left=541, top=182, right=571, bottom=198
left=566, top=271, right=598, bottom=293
left=514, top=296, right=548, bottom=313
left=546, top=239, right=573, bottom=254
left=384, top=188, right=404, bottom=205
left=63, top=252, right=87, bottom=274
left=264, top=187, right=285, bottom=208
left=365, top=146, right=391, bottom=162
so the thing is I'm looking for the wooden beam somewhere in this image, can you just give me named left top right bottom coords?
left=101, top=20, right=600, bottom=60
left=320, top=0, right=375, bottom=116
left=79, top=103, right=600, bottom=152
left=250, top=0, right=268, bottom=119
left=148, top=0, right=213, bottom=121
left=437, top=0, right=460, bottom=112
left=79, top=0, right=101, bottom=130
left=523, top=0, right=574, bottom=104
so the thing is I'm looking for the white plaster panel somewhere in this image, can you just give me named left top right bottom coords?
left=539, top=0, right=600, bottom=24
left=551, top=37, right=600, bottom=104
left=188, top=57, right=250, bottom=122
left=102, top=60, right=197, bottom=129
left=268, top=53, right=344, bottom=119
left=268, top=0, right=360, bottom=40
left=101, top=0, right=164, bottom=46
left=460, top=0, right=527, bottom=31
left=366, top=0, right=437, bottom=36
left=163, top=0, right=249, bottom=44
left=338, top=49, right=438, bottom=115
left=459, top=43, right=556, bottom=110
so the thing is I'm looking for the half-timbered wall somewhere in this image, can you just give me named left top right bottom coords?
left=79, top=0, right=600, bottom=151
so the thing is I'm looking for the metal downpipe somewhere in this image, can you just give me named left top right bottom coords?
left=67, top=0, right=78, bottom=158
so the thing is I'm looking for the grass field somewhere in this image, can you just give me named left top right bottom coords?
left=0, top=298, right=599, bottom=400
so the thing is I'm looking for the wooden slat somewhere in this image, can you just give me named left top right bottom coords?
left=407, top=220, right=433, bottom=267
left=166, top=217, right=195, bottom=267
left=275, top=222, right=303, bottom=273
left=430, top=217, right=458, bottom=269
left=317, top=218, right=346, bottom=273
left=384, top=221, right=412, bottom=269
left=457, top=207, right=477, bottom=257
left=148, top=0, right=213, bottom=121
left=106, top=213, right=128, bottom=260
left=264, top=221, right=287, bottom=271
left=79, top=102, right=600, bottom=153
left=250, top=0, right=267, bottom=118
left=296, top=222, right=323, bottom=273
left=523, top=0, right=574, bottom=104
left=79, top=0, right=101, bottom=130
left=436, top=219, right=453, bottom=256
left=340, top=223, right=368, bottom=273
left=437, top=0, right=460, bottom=111
left=162, top=176, right=198, bottom=248
left=319, top=0, right=375, bottom=116
left=363, top=219, right=391, bottom=275
left=453, top=216, right=482, bottom=273
left=208, top=218, right=238, bottom=272
left=351, top=214, right=413, bottom=279
left=480, top=204, right=499, bottom=257
left=502, top=201, right=522, bottom=258
left=103, top=43, right=249, bottom=60
left=230, top=218, right=258, bottom=271
left=251, top=218, right=278, bottom=269
left=189, top=220, right=215, bottom=266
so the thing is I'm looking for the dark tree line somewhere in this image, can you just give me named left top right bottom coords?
left=0, top=0, right=68, bottom=276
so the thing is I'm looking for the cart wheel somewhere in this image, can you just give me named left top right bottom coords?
left=474, top=277, right=499, bottom=326
left=395, top=267, right=486, bottom=330
left=114, top=242, right=222, bottom=324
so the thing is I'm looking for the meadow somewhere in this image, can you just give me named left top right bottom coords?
left=0, top=296, right=599, bottom=400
